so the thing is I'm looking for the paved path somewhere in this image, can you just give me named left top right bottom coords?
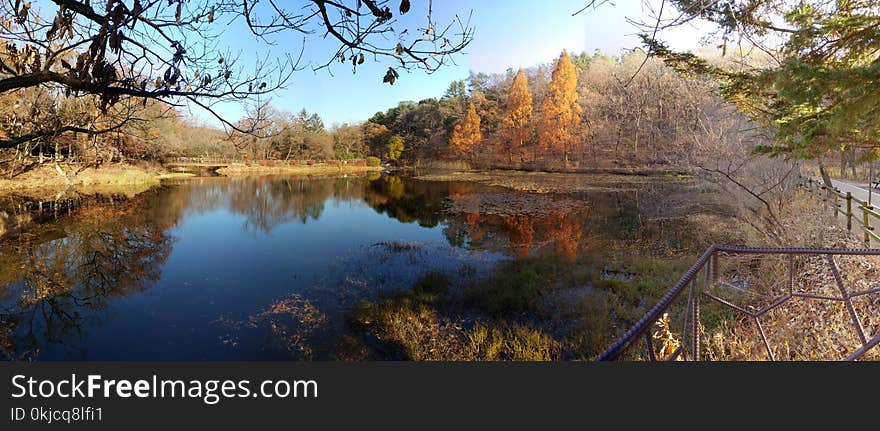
left=829, top=178, right=879, bottom=205
left=822, top=178, right=880, bottom=247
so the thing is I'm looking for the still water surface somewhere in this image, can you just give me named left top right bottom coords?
left=0, top=174, right=729, bottom=360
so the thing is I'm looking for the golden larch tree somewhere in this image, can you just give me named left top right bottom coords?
left=502, top=68, right=533, bottom=164
left=449, top=102, right=482, bottom=159
left=539, top=50, right=581, bottom=167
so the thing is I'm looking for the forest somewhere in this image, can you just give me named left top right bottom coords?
left=3, top=0, right=880, bottom=366
left=0, top=44, right=776, bottom=175
left=0, top=0, right=874, bottom=188
left=0, top=1, right=877, bottom=182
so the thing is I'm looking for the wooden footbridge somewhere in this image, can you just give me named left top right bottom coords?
left=164, top=157, right=236, bottom=171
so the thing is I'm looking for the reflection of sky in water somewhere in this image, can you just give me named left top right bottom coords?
left=7, top=184, right=505, bottom=360
left=108, top=212, right=444, bottom=359
left=0, top=175, right=722, bottom=360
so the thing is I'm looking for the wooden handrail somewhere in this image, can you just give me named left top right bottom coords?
left=802, top=176, right=879, bottom=246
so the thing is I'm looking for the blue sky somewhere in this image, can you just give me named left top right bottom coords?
left=188, top=0, right=706, bottom=128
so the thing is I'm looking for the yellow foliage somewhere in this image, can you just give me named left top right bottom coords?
left=538, top=51, right=582, bottom=164
left=502, top=69, right=533, bottom=161
left=449, top=102, right=482, bottom=158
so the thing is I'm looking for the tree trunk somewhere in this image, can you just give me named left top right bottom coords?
left=519, top=138, right=525, bottom=165
left=849, top=146, right=857, bottom=178
left=563, top=142, right=569, bottom=169
left=818, top=159, right=833, bottom=187
left=285, top=139, right=294, bottom=161
left=8, top=144, right=20, bottom=178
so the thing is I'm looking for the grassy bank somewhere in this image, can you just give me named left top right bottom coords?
left=350, top=253, right=691, bottom=360
left=0, top=160, right=381, bottom=195
left=0, top=163, right=195, bottom=196
left=216, top=163, right=383, bottom=176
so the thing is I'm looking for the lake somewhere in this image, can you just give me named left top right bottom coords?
left=0, top=173, right=735, bottom=360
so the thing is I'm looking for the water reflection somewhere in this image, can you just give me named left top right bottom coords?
left=0, top=190, right=175, bottom=359
left=0, top=174, right=730, bottom=360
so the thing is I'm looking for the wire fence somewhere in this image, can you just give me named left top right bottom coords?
left=597, top=245, right=880, bottom=361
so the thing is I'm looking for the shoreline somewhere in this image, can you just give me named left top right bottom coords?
left=0, top=163, right=195, bottom=196
left=0, top=162, right=385, bottom=198
left=215, top=163, right=384, bottom=176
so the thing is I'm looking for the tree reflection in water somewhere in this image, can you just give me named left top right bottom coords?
left=0, top=191, right=175, bottom=360
left=0, top=174, right=733, bottom=360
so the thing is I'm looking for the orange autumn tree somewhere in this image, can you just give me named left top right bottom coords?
left=543, top=211, right=584, bottom=262
left=502, top=215, right=535, bottom=257
left=449, top=102, right=482, bottom=159
left=502, top=69, right=533, bottom=164
left=539, top=50, right=581, bottom=167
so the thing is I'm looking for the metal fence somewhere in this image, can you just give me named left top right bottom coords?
left=597, top=245, right=880, bottom=361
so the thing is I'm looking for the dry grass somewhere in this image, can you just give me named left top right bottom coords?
left=156, top=172, right=196, bottom=179
left=351, top=272, right=562, bottom=361
left=0, top=163, right=168, bottom=195
left=698, top=192, right=880, bottom=361
left=413, top=160, right=473, bottom=171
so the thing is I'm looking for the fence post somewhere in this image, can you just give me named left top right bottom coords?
left=833, top=188, right=839, bottom=218
left=846, top=192, right=853, bottom=232
left=863, top=203, right=873, bottom=247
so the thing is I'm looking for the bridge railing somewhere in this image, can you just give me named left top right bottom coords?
left=165, top=157, right=241, bottom=165
left=597, top=245, right=880, bottom=361
left=164, top=157, right=370, bottom=166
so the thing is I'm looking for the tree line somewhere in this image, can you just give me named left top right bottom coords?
left=0, top=0, right=473, bottom=176
left=1, top=44, right=765, bottom=175
left=350, top=48, right=739, bottom=171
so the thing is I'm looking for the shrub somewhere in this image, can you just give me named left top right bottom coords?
left=465, top=256, right=568, bottom=314
left=384, top=135, right=404, bottom=161
left=366, top=156, right=381, bottom=167
left=351, top=271, right=562, bottom=361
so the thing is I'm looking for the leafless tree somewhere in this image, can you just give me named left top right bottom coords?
left=0, top=0, right=473, bottom=149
